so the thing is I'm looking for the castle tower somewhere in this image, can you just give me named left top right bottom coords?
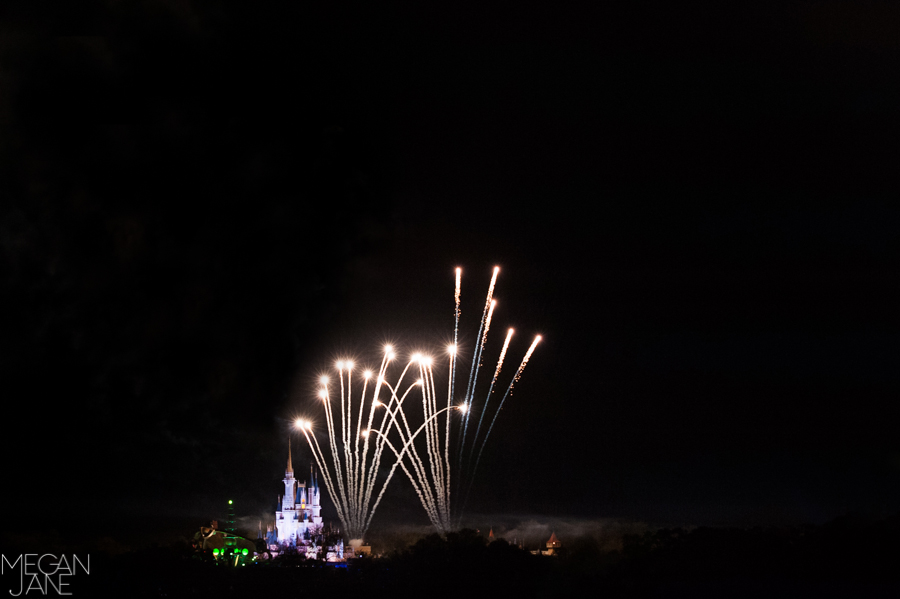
left=545, top=532, right=561, bottom=555
left=283, top=438, right=296, bottom=510
left=276, top=438, right=300, bottom=544
left=226, top=500, right=235, bottom=533
left=547, top=532, right=561, bottom=549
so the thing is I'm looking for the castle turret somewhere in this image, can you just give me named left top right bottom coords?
left=310, top=463, right=323, bottom=522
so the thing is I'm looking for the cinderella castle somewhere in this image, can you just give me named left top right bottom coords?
left=261, top=439, right=344, bottom=560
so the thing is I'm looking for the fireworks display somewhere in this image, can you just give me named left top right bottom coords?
left=296, top=267, right=541, bottom=540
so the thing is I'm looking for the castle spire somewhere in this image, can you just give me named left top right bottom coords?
left=286, top=437, right=293, bottom=475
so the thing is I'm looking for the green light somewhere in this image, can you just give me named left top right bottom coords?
left=212, top=548, right=219, bottom=556
left=228, top=500, right=233, bottom=504
left=242, top=548, right=249, bottom=556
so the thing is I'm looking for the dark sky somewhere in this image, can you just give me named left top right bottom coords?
left=3, top=3, right=900, bottom=547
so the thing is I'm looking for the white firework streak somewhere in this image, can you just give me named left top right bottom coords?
left=462, top=334, right=543, bottom=521
left=467, top=327, right=514, bottom=477
left=364, top=403, right=460, bottom=532
left=457, top=267, right=499, bottom=465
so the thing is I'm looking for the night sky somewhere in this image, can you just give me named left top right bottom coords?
left=3, top=3, right=900, bottom=549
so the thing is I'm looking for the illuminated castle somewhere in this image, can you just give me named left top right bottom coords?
left=263, top=439, right=343, bottom=560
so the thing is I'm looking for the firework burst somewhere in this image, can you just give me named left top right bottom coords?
left=296, top=267, right=541, bottom=539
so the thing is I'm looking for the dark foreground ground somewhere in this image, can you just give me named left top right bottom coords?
left=5, top=514, right=900, bottom=598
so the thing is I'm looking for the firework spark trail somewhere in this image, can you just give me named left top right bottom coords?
left=366, top=365, right=424, bottom=510
left=361, top=359, right=412, bottom=517
left=353, top=372, right=369, bottom=515
left=357, top=351, right=390, bottom=513
left=338, top=362, right=358, bottom=524
left=446, top=268, right=461, bottom=517
left=396, top=377, right=433, bottom=500
left=341, top=368, right=356, bottom=524
left=345, top=364, right=355, bottom=511
left=457, top=267, right=499, bottom=465
left=344, top=362, right=359, bottom=514
left=434, top=365, right=450, bottom=519
left=424, top=363, right=441, bottom=505
left=462, top=334, right=543, bottom=519
left=422, top=361, right=446, bottom=518
left=346, top=364, right=361, bottom=521
left=457, top=297, right=497, bottom=476
left=386, top=377, right=440, bottom=521
left=320, top=385, right=351, bottom=520
left=362, top=373, right=436, bottom=522
left=458, top=297, right=496, bottom=477
left=418, top=362, right=437, bottom=514
left=338, top=365, right=352, bottom=513
left=427, top=362, right=448, bottom=518
left=364, top=404, right=460, bottom=532
left=466, top=327, right=514, bottom=477
left=371, top=380, right=442, bottom=524
left=445, top=348, right=454, bottom=517
left=370, top=433, right=435, bottom=527
left=391, top=362, right=450, bottom=527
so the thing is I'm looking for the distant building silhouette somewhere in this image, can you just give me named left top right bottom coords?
left=531, top=532, right=562, bottom=556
